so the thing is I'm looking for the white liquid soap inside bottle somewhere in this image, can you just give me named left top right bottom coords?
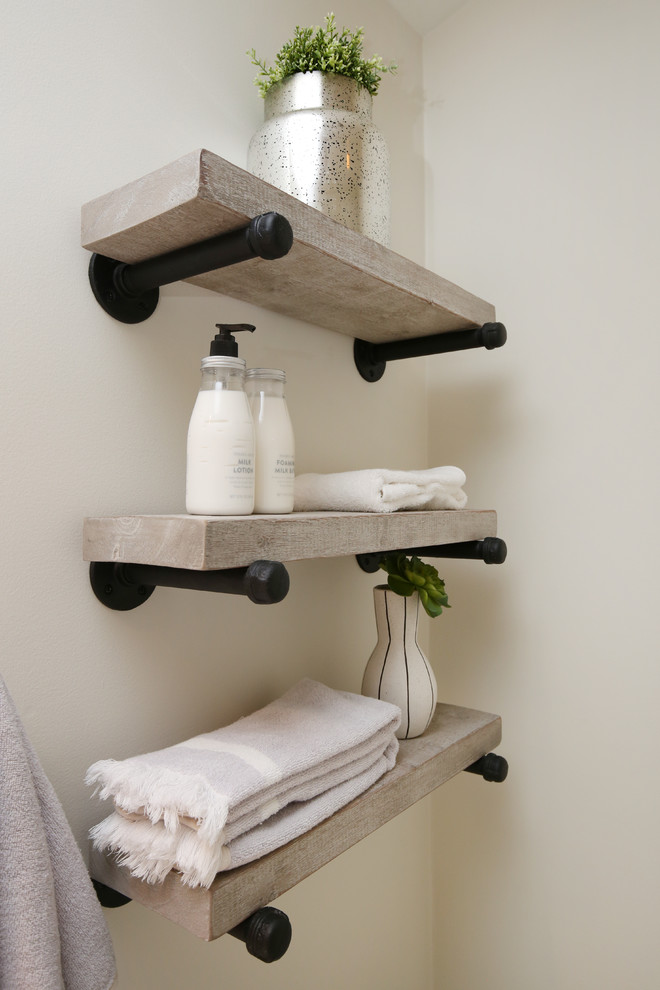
left=246, top=368, right=295, bottom=514
left=186, top=324, right=255, bottom=515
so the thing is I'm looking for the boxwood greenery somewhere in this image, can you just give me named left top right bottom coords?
left=248, top=13, right=397, bottom=98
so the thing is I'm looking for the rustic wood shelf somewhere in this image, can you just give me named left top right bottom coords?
left=84, top=157, right=506, bottom=939
left=83, top=509, right=497, bottom=571
left=90, top=702, right=502, bottom=941
left=81, top=149, right=496, bottom=344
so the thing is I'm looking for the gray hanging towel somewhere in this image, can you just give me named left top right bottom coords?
left=0, top=676, right=116, bottom=990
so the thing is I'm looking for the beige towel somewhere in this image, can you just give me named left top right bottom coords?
left=88, top=737, right=397, bottom=883
left=87, top=679, right=400, bottom=887
left=0, top=676, right=116, bottom=990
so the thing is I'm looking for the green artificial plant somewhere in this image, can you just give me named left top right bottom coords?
left=379, top=553, right=450, bottom=619
left=248, top=12, right=397, bottom=98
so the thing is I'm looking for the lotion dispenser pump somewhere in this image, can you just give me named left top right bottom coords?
left=210, top=323, right=255, bottom=356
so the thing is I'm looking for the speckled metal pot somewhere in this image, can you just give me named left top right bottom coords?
left=247, top=71, right=390, bottom=245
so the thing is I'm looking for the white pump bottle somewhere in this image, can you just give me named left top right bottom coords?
left=246, top=368, right=295, bottom=514
left=186, top=325, right=255, bottom=515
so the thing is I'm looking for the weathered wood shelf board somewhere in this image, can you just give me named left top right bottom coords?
left=83, top=509, right=497, bottom=570
left=90, top=702, right=501, bottom=940
left=81, top=149, right=496, bottom=344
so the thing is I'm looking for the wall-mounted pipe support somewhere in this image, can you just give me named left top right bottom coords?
left=92, top=881, right=292, bottom=962
left=465, top=753, right=509, bottom=782
left=356, top=537, right=507, bottom=573
left=88, top=212, right=294, bottom=324
left=89, top=559, right=290, bottom=610
left=354, top=322, right=507, bottom=382
left=229, top=906, right=292, bottom=963
left=410, top=537, right=507, bottom=564
left=92, top=880, right=131, bottom=909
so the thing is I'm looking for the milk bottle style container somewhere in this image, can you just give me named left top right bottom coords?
left=186, top=324, right=255, bottom=515
left=246, top=368, right=295, bottom=514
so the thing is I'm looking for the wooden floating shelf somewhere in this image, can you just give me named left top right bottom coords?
left=90, top=702, right=501, bottom=941
left=81, top=149, right=496, bottom=344
left=83, top=509, right=497, bottom=571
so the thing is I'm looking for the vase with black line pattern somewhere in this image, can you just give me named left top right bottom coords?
left=362, top=586, right=437, bottom=740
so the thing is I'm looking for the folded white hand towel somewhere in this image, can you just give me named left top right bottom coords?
left=293, top=466, right=468, bottom=513
left=89, top=738, right=397, bottom=887
left=87, top=680, right=400, bottom=887
left=0, top=677, right=116, bottom=990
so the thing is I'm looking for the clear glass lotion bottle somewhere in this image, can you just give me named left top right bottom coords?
left=246, top=369, right=295, bottom=514
left=186, top=351, right=255, bottom=515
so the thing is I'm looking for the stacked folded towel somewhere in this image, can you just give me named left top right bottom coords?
left=86, top=680, right=400, bottom=888
left=293, top=466, right=468, bottom=513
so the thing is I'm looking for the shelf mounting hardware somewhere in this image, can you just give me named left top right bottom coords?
left=92, top=881, right=292, bottom=962
left=229, top=906, right=292, bottom=963
left=356, top=537, right=508, bottom=573
left=88, top=212, right=294, bottom=324
left=89, top=559, right=290, bottom=610
left=354, top=322, right=507, bottom=382
left=465, top=753, right=509, bottom=782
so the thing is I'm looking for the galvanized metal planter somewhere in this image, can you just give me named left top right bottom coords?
left=248, top=71, right=391, bottom=245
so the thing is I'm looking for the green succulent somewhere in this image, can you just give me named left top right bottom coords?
left=379, top=553, right=450, bottom=619
left=248, top=13, right=397, bottom=98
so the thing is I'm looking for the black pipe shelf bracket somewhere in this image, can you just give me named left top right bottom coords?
left=92, top=881, right=292, bottom=963
left=89, top=559, right=290, bottom=611
left=354, top=322, right=507, bottom=382
left=88, top=211, right=294, bottom=324
left=356, top=537, right=508, bottom=573
left=465, top=753, right=509, bottom=782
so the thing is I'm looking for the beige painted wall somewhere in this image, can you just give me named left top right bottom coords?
left=423, top=1, right=660, bottom=988
left=1, top=1, right=434, bottom=987
left=8, top=1, right=654, bottom=987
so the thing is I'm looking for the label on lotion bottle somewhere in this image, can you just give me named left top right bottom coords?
left=186, top=384, right=254, bottom=514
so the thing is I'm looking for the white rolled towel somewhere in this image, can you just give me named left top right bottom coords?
left=293, top=466, right=468, bottom=513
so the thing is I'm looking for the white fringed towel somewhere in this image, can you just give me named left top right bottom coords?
left=293, top=466, right=468, bottom=513
left=87, top=680, right=400, bottom=888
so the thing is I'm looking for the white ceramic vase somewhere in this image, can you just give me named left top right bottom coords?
left=362, top=586, right=438, bottom=740
left=247, top=71, right=391, bottom=245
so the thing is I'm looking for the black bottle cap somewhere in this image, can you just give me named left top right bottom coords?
left=210, top=323, right=256, bottom=357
